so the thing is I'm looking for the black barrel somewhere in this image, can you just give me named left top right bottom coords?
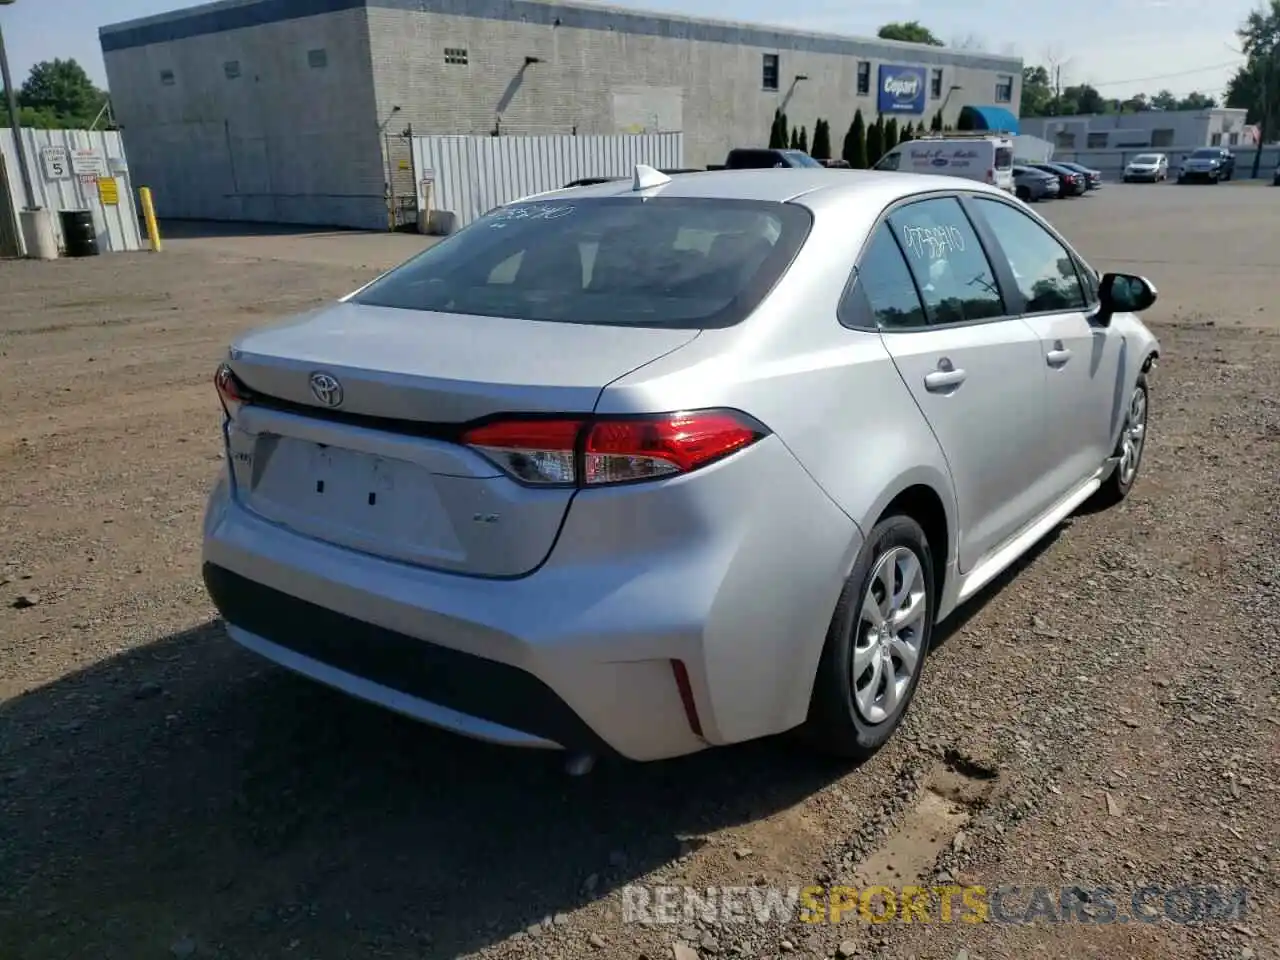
left=59, top=211, right=100, bottom=258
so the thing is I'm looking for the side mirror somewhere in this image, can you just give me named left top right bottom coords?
left=1095, top=272, right=1157, bottom=326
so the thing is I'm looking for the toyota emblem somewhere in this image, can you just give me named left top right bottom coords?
left=309, top=372, right=343, bottom=407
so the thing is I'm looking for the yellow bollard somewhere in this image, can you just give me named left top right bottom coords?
left=139, top=186, right=162, bottom=252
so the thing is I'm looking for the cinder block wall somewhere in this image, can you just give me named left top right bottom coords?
left=103, top=7, right=388, bottom=229
left=366, top=4, right=1021, bottom=175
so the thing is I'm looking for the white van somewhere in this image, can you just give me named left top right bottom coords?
left=873, top=134, right=1016, bottom=193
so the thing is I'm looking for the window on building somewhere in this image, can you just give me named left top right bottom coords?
left=307, top=48, right=328, bottom=69
left=224, top=60, right=241, bottom=79
left=1151, top=128, right=1175, bottom=147
left=1210, top=132, right=1222, bottom=146
left=995, top=74, right=1013, bottom=103
left=444, top=47, right=468, bottom=65
left=857, top=61, right=870, bottom=96
left=1054, top=131, right=1076, bottom=149
left=762, top=53, right=779, bottom=91
left=159, top=69, right=176, bottom=86
left=1086, top=132, right=1109, bottom=148
left=931, top=68, right=943, bottom=98
left=1229, top=132, right=1239, bottom=145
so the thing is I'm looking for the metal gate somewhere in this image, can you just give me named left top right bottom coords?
left=410, top=132, right=684, bottom=229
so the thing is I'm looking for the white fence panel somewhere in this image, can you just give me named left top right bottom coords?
left=0, top=128, right=143, bottom=255
left=412, top=133, right=684, bottom=229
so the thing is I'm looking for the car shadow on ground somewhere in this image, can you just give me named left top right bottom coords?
left=0, top=522, right=1070, bottom=958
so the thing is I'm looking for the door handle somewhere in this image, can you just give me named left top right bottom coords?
left=1046, top=348, right=1073, bottom=367
left=924, top=368, right=967, bottom=391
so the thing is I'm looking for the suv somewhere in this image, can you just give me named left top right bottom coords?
left=1177, top=147, right=1235, bottom=184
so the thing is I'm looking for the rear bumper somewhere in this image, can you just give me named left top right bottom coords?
left=201, top=435, right=860, bottom=761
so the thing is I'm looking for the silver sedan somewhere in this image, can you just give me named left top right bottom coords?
left=202, top=167, right=1160, bottom=766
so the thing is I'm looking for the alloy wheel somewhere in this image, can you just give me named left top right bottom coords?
left=852, top=546, right=928, bottom=725
left=1119, top=385, right=1148, bottom=486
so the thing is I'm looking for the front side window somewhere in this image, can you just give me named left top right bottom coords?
left=847, top=224, right=927, bottom=330
left=971, top=198, right=1086, bottom=313
left=888, top=198, right=1005, bottom=324
left=352, top=198, right=812, bottom=330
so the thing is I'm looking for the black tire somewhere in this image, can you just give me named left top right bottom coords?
left=1092, top=372, right=1150, bottom=508
left=803, top=514, right=935, bottom=759
left=1016, top=185, right=1030, bottom=201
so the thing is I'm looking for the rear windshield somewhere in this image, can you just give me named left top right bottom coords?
left=994, top=147, right=1013, bottom=170
left=352, top=197, right=813, bottom=329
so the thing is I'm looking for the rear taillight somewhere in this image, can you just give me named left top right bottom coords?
left=462, top=410, right=766, bottom=487
left=215, top=363, right=253, bottom=418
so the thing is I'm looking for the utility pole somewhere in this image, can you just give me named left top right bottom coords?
left=1251, top=42, right=1279, bottom=179
left=0, top=3, right=38, bottom=210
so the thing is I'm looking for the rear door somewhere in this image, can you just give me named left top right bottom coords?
left=870, top=195, right=1054, bottom=572
left=966, top=195, right=1123, bottom=495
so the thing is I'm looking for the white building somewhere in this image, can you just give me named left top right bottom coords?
left=100, top=0, right=1023, bottom=229
left=1019, top=108, right=1250, bottom=151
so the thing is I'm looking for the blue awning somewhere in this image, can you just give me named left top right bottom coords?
left=960, top=105, right=1020, bottom=134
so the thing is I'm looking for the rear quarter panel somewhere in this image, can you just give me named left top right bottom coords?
left=596, top=186, right=959, bottom=728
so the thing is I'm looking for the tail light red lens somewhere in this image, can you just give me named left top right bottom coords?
left=462, top=410, right=766, bottom=487
left=215, top=363, right=253, bottom=418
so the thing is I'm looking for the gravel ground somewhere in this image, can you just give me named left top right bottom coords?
left=1, top=186, right=1277, bottom=960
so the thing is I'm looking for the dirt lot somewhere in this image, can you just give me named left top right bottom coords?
left=1, top=186, right=1277, bottom=960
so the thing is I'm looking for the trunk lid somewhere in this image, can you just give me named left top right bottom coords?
left=224, top=302, right=699, bottom=576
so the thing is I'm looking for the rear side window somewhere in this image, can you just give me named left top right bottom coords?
left=970, top=198, right=1086, bottom=313
left=352, top=197, right=812, bottom=329
left=888, top=198, right=1005, bottom=324
left=994, top=147, right=1013, bottom=170
left=845, top=224, right=927, bottom=329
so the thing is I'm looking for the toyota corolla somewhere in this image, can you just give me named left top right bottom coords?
left=203, top=166, right=1160, bottom=766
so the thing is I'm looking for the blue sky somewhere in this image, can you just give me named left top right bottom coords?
left=0, top=0, right=1257, bottom=100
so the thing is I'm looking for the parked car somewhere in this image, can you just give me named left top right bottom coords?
left=1177, top=147, right=1235, bottom=183
left=1011, top=164, right=1060, bottom=202
left=724, top=148, right=824, bottom=169
left=1026, top=161, right=1087, bottom=196
left=873, top=134, right=1016, bottom=193
left=1123, top=153, right=1169, bottom=182
left=1052, top=161, right=1103, bottom=190
left=203, top=166, right=1160, bottom=766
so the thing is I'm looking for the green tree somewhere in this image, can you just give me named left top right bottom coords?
left=866, top=115, right=884, bottom=165
left=798, top=125, right=809, bottom=153
left=1019, top=66, right=1054, bottom=117
left=789, top=126, right=800, bottom=149
left=811, top=119, right=832, bottom=160
left=930, top=110, right=944, bottom=132
left=9, top=59, right=109, bottom=129
left=768, top=110, right=786, bottom=149
left=1150, top=89, right=1178, bottom=111
left=877, top=20, right=943, bottom=46
left=901, top=121, right=914, bottom=143
left=884, top=117, right=899, bottom=149
left=844, top=109, right=868, bottom=168
left=1233, top=0, right=1280, bottom=176
left=1179, top=91, right=1218, bottom=110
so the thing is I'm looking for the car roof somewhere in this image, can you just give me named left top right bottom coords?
left=525, top=168, right=1010, bottom=206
